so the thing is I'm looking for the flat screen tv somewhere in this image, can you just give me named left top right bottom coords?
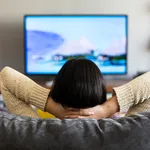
left=24, top=15, right=128, bottom=75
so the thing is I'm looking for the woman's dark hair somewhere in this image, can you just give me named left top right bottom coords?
left=49, top=59, right=107, bottom=108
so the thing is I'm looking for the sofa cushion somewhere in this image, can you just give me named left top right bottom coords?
left=0, top=112, right=150, bottom=150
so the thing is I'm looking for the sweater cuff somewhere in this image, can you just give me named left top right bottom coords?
left=30, top=84, right=50, bottom=111
left=113, top=83, right=134, bottom=112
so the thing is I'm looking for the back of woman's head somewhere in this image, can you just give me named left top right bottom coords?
left=50, top=59, right=107, bottom=108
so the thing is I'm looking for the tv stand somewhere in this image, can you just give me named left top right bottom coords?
left=105, top=79, right=130, bottom=92
left=41, top=78, right=130, bottom=93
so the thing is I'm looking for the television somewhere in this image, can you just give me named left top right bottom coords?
left=24, top=15, right=128, bottom=75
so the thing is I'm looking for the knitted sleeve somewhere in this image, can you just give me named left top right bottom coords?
left=113, top=72, right=150, bottom=116
left=0, top=67, right=50, bottom=117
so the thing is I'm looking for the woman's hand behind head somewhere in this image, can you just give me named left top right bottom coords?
left=61, top=96, right=119, bottom=120
left=64, top=105, right=106, bottom=120
left=46, top=97, right=104, bottom=120
left=46, top=95, right=119, bottom=120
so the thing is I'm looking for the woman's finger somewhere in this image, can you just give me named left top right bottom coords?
left=65, top=115, right=94, bottom=119
left=65, top=110, right=94, bottom=116
left=80, top=108, right=94, bottom=116
left=65, top=115, right=81, bottom=119
left=66, top=107, right=80, bottom=111
left=65, top=107, right=95, bottom=116
left=65, top=111, right=81, bottom=115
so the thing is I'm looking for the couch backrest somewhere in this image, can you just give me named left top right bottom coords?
left=0, top=112, right=150, bottom=150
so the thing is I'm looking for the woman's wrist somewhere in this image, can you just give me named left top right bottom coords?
left=45, top=96, right=58, bottom=115
left=45, top=96, right=66, bottom=119
left=102, top=95, right=119, bottom=118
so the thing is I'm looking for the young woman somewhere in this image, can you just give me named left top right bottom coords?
left=50, top=59, right=106, bottom=108
left=0, top=59, right=150, bottom=119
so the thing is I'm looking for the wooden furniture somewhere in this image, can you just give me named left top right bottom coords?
left=40, top=79, right=130, bottom=93
left=106, top=79, right=130, bottom=93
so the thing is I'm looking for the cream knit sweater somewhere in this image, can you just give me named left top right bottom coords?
left=0, top=67, right=50, bottom=118
left=0, top=67, right=150, bottom=118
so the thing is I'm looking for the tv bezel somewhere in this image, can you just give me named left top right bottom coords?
left=24, top=14, right=128, bottom=76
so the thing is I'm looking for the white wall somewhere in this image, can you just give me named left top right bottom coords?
left=0, top=0, right=150, bottom=76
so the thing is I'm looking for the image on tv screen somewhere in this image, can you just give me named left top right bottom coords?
left=24, top=15, right=128, bottom=75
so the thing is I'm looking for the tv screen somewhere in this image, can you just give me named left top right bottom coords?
left=24, top=15, right=128, bottom=75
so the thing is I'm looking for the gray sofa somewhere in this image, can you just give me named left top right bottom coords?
left=0, top=111, right=150, bottom=150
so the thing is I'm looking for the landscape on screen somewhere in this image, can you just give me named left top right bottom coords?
left=26, top=17, right=127, bottom=74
